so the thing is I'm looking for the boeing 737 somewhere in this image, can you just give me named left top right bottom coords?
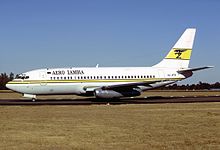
left=6, top=28, right=213, bottom=101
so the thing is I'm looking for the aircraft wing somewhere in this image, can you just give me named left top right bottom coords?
left=84, top=80, right=163, bottom=92
left=101, top=80, right=163, bottom=90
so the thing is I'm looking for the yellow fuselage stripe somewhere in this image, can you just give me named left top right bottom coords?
left=7, top=78, right=183, bottom=84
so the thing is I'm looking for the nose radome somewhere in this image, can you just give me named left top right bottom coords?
left=6, top=81, right=15, bottom=90
left=6, top=81, right=23, bottom=93
left=6, top=82, right=11, bottom=89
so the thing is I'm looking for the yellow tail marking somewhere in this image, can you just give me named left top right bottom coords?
left=165, top=48, right=192, bottom=60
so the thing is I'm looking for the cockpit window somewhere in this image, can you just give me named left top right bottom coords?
left=15, top=74, right=29, bottom=79
left=16, top=76, right=22, bottom=79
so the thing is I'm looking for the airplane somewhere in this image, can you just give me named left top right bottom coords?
left=6, top=28, right=213, bottom=101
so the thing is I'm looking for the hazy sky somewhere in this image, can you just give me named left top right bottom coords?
left=0, top=0, right=219, bottom=84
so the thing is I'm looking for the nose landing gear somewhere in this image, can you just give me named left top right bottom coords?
left=23, top=93, right=37, bottom=102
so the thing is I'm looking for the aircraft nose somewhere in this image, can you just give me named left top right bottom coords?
left=6, top=81, right=17, bottom=91
left=6, top=81, right=24, bottom=93
left=6, top=82, right=12, bottom=90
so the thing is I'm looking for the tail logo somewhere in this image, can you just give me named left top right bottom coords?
left=174, top=49, right=187, bottom=59
left=165, top=48, right=192, bottom=60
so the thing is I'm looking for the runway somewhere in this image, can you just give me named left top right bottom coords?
left=0, top=96, right=220, bottom=105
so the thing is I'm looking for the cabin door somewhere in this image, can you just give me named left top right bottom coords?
left=39, top=71, right=47, bottom=86
left=158, top=70, right=165, bottom=79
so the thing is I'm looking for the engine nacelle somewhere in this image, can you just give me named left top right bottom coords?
left=94, top=89, right=141, bottom=99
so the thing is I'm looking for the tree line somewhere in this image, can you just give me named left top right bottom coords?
left=0, top=73, right=15, bottom=90
left=161, top=82, right=220, bottom=90
left=0, top=72, right=220, bottom=90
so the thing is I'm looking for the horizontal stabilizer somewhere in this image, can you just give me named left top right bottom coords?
left=177, top=66, right=214, bottom=73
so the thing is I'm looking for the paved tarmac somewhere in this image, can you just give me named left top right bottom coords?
left=0, top=96, right=220, bottom=105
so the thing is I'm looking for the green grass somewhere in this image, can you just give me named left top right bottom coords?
left=0, top=103, right=219, bottom=149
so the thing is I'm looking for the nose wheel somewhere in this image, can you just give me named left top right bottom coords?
left=23, top=94, right=37, bottom=101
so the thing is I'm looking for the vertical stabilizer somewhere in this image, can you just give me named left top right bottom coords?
left=153, top=28, right=196, bottom=69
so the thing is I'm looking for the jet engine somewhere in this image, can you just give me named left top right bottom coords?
left=94, top=89, right=141, bottom=99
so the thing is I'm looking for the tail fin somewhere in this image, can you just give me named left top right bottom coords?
left=153, top=28, right=196, bottom=69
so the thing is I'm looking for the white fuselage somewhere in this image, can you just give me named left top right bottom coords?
left=6, top=67, right=185, bottom=97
